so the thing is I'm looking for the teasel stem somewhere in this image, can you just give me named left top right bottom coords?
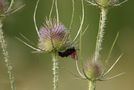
left=94, top=8, right=108, bottom=62
left=52, top=53, right=59, bottom=90
left=0, top=20, right=16, bottom=90
left=88, top=81, right=96, bottom=90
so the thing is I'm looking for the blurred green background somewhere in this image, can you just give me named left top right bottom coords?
left=0, top=0, right=134, bottom=90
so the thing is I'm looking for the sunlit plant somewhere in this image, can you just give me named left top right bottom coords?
left=16, top=0, right=128, bottom=90
left=18, top=0, right=85, bottom=90
left=75, top=0, right=127, bottom=90
left=0, top=0, right=24, bottom=90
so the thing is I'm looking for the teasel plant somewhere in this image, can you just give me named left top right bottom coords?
left=75, top=0, right=128, bottom=90
left=17, top=0, right=85, bottom=90
left=0, top=0, right=24, bottom=90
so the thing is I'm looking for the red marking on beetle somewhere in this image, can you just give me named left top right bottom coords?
left=70, top=51, right=78, bottom=60
left=58, top=47, right=78, bottom=60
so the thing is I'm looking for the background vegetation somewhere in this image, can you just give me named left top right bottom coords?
left=0, top=0, right=133, bottom=90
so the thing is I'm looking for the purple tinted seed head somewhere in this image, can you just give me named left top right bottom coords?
left=38, top=19, right=70, bottom=52
left=110, top=0, right=119, bottom=5
left=84, top=61, right=102, bottom=80
left=0, top=0, right=6, bottom=13
left=39, top=27, right=50, bottom=38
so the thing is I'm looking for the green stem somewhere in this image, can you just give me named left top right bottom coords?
left=88, top=81, right=96, bottom=90
left=52, top=53, right=59, bottom=90
left=0, top=20, right=16, bottom=90
left=94, top=8, right=108, bottom=62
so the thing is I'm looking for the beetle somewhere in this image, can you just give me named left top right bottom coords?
left=58, top=47, right=77, bottom=60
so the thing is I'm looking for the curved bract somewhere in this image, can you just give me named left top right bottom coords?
left=0, top=0, right=24, bottom=18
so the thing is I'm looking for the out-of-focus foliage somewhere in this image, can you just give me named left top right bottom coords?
left=0, top=0, right=133, bottom=90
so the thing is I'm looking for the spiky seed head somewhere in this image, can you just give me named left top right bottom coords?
left=38, top=19, right=71, bottom=53
left=0, top=0, right=7, bottom=15
left=84, top=61, right=102, bottom=81
left=0, top=0, right=24, bottom=17
left=96, top=0, right=109, bottom=7
left=110, top=0, right=119, bottom=5
left=95, top=0, right=120, bottom=7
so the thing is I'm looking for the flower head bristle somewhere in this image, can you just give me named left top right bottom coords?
left=38, top=19, right=71, bottom=53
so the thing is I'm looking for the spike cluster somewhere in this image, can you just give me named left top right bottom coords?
left=84, top=62, right=102, bottom=81
left=75, top=0, right=127, bottom=90
left=0, top=0, right=24, bottom=17
left=0, top=0, right=6, bottom=14
left=38, top=20, right=69, bottom=52
left=86, top=0, right=127, bottom=8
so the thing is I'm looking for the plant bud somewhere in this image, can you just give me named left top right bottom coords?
left=84, top=62, right=102, bottom=81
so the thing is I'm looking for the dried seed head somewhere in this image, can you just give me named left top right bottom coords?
left=86, top=0, right=126, bottom=8
left=0, top=0, right=7, bottom=14
left=84, top=61, right=102, bottom=81
left=110, top=0, right=119, bottom=5
left=38, top=19, right=71, bottom=52
left=0, top=0, right=4, bottom=12
left=97, top=0, right=125, bottom=8
left=96, top=0, right=110, bottom=7
left=0, top=0, right=24, bottom=17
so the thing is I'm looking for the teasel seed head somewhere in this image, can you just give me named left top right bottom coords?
left=84, top=61, right=103, bottom=81
left=96, top=0, right=119, bottom=7
left=0, top=0, right=7, bottom=16
left=38, top=19, right=71, bottom=53
left=86, top=0, right=127, bottom=8
left=0, top=0, right=24, bottom=18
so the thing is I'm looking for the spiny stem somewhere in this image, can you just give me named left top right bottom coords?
left=0, top=20, right=16, bottom=90
left=88, top=81, right=96, bottom=90
left=52, top=53, right=59, bottom=90
left=94, top=8, right=108, bottom=62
